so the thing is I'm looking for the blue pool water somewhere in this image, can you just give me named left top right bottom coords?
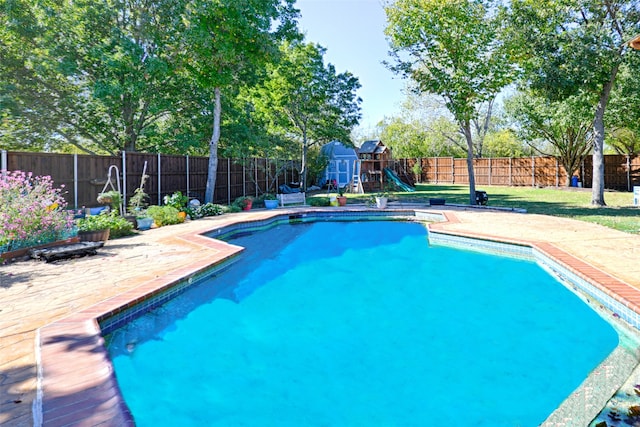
left=107, top=221, right=618, bottom=426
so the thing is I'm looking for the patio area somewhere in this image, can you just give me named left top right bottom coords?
left=1, top=204, right=639, bottom=426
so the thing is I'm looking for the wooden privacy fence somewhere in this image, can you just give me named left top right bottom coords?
left=394, top=155, right=640, bottom=191
left=1, top=150, right=300, bottom=209
left=3, top=150, right=638, bottom=208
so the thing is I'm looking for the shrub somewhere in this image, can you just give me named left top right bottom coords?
left=233, top=196, right=253, bottom=209
left=146, top=205, right=183, bottom=226
left=308, top=196, right=331, bottom=207
left=76, top=211, right=134, bottom=238
left=0, top=171, right=74, bottom=252
left=163, top=191, right=188, bottom=211
left=196, top=203, right=224, bottom=217
left=224, top=205, right=242, bottom=213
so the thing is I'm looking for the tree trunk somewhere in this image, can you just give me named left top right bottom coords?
left=462, top=120, right=477, bottom=205
left=591, top=63, right=620, bottom=206
left=122, top=93, right=137, bottom=152
left=301, top=129, right=308, bottom=191
left=205, top=87, right=221, bottom=204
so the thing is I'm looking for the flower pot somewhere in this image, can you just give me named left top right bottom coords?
left=178, top=211, right=187, bottom=220
left=242, top=200, right=253, bottom=211
left=124, top=215, right=138, bottom=229
left=337, top=196, right=347, bottom=206
left=264, top=199, right=279, bottom=210
left=375, top=196, right=388, bottom=209
left=78, top=228, right=110, bottom=243
left=136, top=217, right=154, bottom=231
left=96, top=195, right=112, bottom=204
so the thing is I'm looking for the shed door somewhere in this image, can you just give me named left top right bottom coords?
left=337, top=160, right=349, bottom=187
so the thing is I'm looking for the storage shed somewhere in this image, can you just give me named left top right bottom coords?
left=320, top=141, right=359, bottom=189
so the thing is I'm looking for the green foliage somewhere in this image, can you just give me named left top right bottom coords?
left=248, top=40, right=362, bottom=188
left=305, top=147, right=329, bottom=187
left=196, top=203, right=225, bottom=217
left=128, top=188, right=150, bottom=217
left=128, top=172, right=150, bottom=215
left=163, top=191, right=188, bottom=211
left=76, top=211, right=134, bottom=238
left=385, top=0, right=515, bottom=204
left=146, top=205, right=183, bottom=227
left=483, top=129, right=530, bottom=158
left=385, top=0, right=515, bottom=124
left=307, top=196, right=331, bottom=207
left=1, top=0, right=299, bottom=155
left=184, top=202, right=225, bottom=219
left=233, top=196, right=253, bottom=209
left=405, top=184, right=639, bottom=234
left=0, top=171, right=74, bottom=251
left=504, top=91, right=591, bottom=183
left=503, top=0, right=640, bottom=205
left=606, top=57, right=640, bottom=155
left=225, top=205, right=242, bottom=213
left=97, top=191, right=122, bottom=212
left=253, top=193, right=278, bottom=208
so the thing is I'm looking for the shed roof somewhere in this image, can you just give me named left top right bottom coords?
left=358, top=140, right=388, bottom=155
left=320, top=141, right=358, bottom=158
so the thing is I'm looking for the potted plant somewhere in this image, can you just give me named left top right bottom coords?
left=375, top=188, right=390, bottom=209
left=97, top=190, right=122, bottom=212
left=76, top=211, right=135, bottom=242
left=262, top=193, right=279, bottom=210
left=164, top=191, right=189, bottom=220
left=76, top=212, right=112, bottom=242
left=234, top=196, right=253, bottom=211
left=336, top=186, right=347, bottom=206
left=128, top=187, right=152, bottom=229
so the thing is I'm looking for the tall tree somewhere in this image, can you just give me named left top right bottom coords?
left=505, top=0, right=640, bottom=205
left=605, top=54, right=640, bottom=157
left=181, top=0, right=298, bottom=203
left=1, top=0, right=193, bottom=154
left=247, top=40, right=362, bottom=190
left=385, top=0, right=515, bottom=205
left=505, top=91, right=593, bottom=185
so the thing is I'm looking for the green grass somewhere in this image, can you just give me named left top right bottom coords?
left=342, top=184, right=640, bottom=234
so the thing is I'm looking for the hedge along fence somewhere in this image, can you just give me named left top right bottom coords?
left=1, top=150, right=300, bottom=209
left=398, top=154, right=640, bottom=191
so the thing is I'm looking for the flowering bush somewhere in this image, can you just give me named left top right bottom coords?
left=0, top=171, right=74, bottom=253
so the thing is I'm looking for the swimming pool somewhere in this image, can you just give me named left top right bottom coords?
left=107, top=220, right=619, bottom=426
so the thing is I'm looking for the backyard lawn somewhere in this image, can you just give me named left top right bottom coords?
left=345, top=184, right=640, bottom=234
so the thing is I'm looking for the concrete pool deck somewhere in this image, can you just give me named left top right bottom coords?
left=1, top=204, right=639, bottom=426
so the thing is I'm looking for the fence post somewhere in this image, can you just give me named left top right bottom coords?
left=242, top=160, right=246, bottom=197
left=489, top=158, right=492, bottom=186
left=1, top=150, right=7, bottom=176
left=451, top=157, right=455, bottom=184
left=157, top=153, right=162, bottom=204
left=186, top=155, right=190, bottom=198
left=121, top=151, right=127, bottom=208
left=227, top=158, right=231, bottom=205
left=511, top=158, right=514, bottom=186
left=531, top=156, right=535, bottom=187
left=73, top=153, right=78, bottom=209
left=626, top=155, right=631, bottom=192
left=255, top=158, right=258, bottom=196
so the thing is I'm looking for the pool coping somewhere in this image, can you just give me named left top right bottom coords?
left=34, top=207, right=640, bottom=426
